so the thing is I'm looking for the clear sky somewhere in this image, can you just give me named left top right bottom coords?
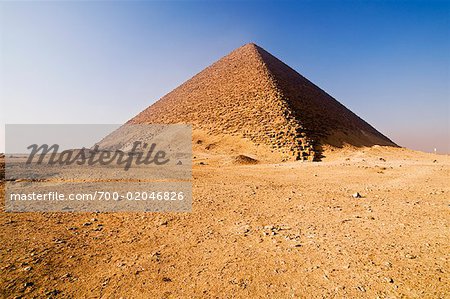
left=1, top=1, right=449, bottom=153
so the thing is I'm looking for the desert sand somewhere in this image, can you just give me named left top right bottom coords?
left=1, top=142, right=449, bottom=298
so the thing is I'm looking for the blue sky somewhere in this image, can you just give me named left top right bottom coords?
left=1, top=1, right=449, bottom=153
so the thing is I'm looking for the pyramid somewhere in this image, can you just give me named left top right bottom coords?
left=128, top=43, right=396, bottom=161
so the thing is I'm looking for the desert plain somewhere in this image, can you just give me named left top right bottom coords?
left=0, top=139, right=449, bottom=298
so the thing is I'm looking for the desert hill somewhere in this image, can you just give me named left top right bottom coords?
left=128, top=43, right=396, bottom=161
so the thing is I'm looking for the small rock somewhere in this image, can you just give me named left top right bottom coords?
left=60, top=273, right=71, bottom=279
left=45, top=290, right=61, bottom=296
left=405, top=254, right=417, bottom=259
left=239, top=225, right=251, bottom=234
left=83, top=222, right=92, bottom=226
left=93, top=226, right=103, bottom=231
left=23, top=266, right=32, bottom=271
left=384, top=277, right=394, bottom=283
left=135, top=267, right=145, bottom=275
left=352, top=192, right=362, bottom=198
left=357, top=285, right=366, bottom=292
left=102, top=278, right=110, bottom=286
left=151, top=251, right=161, bottom=262
left=162, top=277, right=172, bottom=282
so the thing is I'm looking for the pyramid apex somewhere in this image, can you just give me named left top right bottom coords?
left=242, top=42, right=259, bottom=48
left=231, top=43, right=263, bottom=57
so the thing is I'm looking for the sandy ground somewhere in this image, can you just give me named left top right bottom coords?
left=0, top=146, right=449, bottom=298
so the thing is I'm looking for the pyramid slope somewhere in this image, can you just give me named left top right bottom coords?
left=128, top=43, right=396, bottom=161
left=255, top=45, right=396, bottom=149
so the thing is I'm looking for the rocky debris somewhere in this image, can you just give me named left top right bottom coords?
left=258, top=225, right=301, bottom=247
left=262, top=224, right=291, bottom=234
left=229, top=278, right=249, bottom=289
